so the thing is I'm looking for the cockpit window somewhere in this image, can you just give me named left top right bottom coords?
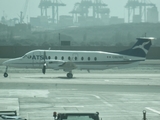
left=23, top=55, right=27, bottom=58
left=28, top=56, right=32, bottom=59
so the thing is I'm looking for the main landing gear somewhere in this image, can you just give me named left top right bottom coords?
left=67, top=72, right=73, bottom=79
left=4, top=66, right=8, bottom=78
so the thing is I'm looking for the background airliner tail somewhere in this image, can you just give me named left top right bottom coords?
left=118, top=37, right=154, bottom=58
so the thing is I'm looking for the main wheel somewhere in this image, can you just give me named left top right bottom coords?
left=4, top=73, right=8, bottom=78
left=67, top=73, right=73, bottom=79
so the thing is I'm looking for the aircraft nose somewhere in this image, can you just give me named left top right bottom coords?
left=2, top=58, right=22, bottom=67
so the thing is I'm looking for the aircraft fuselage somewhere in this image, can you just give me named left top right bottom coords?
left=3, top=50, right=144, bottom=71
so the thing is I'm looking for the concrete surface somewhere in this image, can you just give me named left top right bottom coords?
left=0, top=59, right=160, bottom=120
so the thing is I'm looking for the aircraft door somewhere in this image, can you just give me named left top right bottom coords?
left=123, top=55, right=128, bottom=61
left=32, top=52, right=35, bottom=68
left=39, top=51, right=43, bottom=68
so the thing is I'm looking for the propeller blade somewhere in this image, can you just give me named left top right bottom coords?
left=44, top=51, right=46, bottom=62
left=42, top=51, right=47, bottom=74
left=42, top=63, right=46, bottom=74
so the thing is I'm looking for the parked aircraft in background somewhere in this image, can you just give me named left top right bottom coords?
left=2, top=37, right=154, bottom=78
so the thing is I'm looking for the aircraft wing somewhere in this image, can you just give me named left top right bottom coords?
left=46, top=60, right=65, bottom=65
left=59, top=61, right=77, bottom=71
left=46, top=60, right=77, bottom=71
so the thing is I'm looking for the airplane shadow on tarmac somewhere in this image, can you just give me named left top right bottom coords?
left=27, top=76, right=76, bottom=80
left=57, top=77, right=76, bottom=79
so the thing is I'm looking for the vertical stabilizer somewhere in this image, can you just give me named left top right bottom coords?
left=118, top=37, right=154, bottom=57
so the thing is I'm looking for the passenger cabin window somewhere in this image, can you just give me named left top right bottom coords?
left=68, top=56, right=71, bottom=60
left=94, top=57, right=97, bottom=61
left=75, top=57, right=77, bottom=60
left=55, top=56, right=57, bottom=60
left=48, top=56, right=51, bottom=59
left=62, top=56, right=64, bottom=60
left=81, top=57, right=84, bottom=61
left=88, top=57, right=90, bottom=61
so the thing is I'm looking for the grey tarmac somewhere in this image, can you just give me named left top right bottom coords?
left=0, top=59, right=160, bottom=120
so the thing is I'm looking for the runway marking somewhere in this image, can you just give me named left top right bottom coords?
left=103, top=102, right=113, bottom=107
left=58, top=89, right=77, bottom=91
left=0, top=90, right=49, bottom=98
left=55, top=106, right=84, bottom=108
left=145, top=107, right=160, bottom=114
left=91, top=94, right=100, bottom=99
left=104, top=80, right=110, bottom=82
left=91, top=94, right=113, bottom=107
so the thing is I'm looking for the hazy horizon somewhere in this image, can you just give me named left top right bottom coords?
left=0, top=0, right=160, bottom=23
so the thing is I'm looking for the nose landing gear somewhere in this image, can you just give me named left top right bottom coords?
left=4, top=72, right=8, bottom=78
left=4, top=67, right=8, bottom=78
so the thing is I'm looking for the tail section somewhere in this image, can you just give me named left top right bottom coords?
left=118, top=37, right=154, bottom=57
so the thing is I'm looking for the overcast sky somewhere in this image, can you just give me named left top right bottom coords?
left=0, top=0, right=160, bottom=22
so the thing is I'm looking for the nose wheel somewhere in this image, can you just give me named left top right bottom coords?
left=4, top=66, right=8, bottom=78
left=4, top=73, right=8, bottom=78
left=67, top=72, right=73, bottom=79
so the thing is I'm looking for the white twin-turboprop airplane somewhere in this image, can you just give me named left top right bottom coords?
left=2, top=37, right=154, bottom=78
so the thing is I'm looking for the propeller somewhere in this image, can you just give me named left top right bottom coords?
left=42, top=63, right=46, bottom=74
left=42, top=51, right=47, bottom=74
